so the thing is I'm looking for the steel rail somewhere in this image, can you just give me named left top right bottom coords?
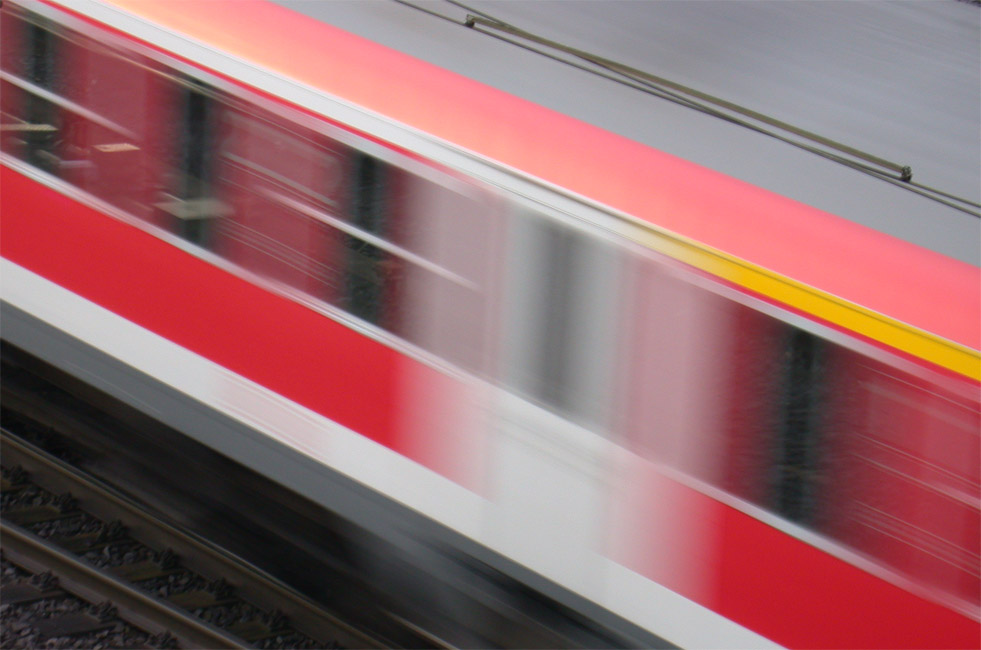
left=1, top=521, right=249, bottom=649
left=0, top=429, right=386, bottom=650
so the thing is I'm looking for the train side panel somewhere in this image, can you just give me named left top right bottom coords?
left=2, top=1, right=978, bottom=648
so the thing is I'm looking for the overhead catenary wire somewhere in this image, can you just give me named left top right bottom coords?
left=464, top=13, right=911, bottom=179
left=391, top=0, right=981, bottom=218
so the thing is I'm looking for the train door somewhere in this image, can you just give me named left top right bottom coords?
left=486, top=209, right=623, bottom=592
left=605, top=251, right=743, bottom=602
left=384, top=163, right=503, bottom=487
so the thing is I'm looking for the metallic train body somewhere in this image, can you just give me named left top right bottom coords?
left=2, top=1, right=978, bottom=647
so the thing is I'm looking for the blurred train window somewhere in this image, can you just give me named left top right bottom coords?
left=1, top=9, right=62, bottom=174
left=77, top=42, right=168, bottom=220
left=522, top=220, right=578, bottom=413
left=214, top=107, right=342, bottom=299
left=154, top=77, right=229, bottom=249
left=615, top=254, right=832, bottom=507
left=772, top=328, right=827, bottom=524
left=717, top=300, right=978, bottom=606
left=505, top=215, right=619, bottom=425
left=339, top=152, right=402, bottom=326
left=332, top=150, right=496, bottom=371
left=22, top=21, right=58, bottom=173
left=386, top=171, right=497, bottom=372
left=819, top=352, right=980, bottom=607
left=714, top=305, right=830, bottom=527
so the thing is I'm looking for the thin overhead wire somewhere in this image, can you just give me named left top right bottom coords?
left=392, top=0, right=980, bottom=218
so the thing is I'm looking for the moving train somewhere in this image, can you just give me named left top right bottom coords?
left=2, top=0, right=978, bottom=647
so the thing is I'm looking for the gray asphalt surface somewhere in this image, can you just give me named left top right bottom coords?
left=272, top=0, right=981, bottom=265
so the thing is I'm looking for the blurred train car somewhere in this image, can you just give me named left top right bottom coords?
left=2, top=0, right=978, bottom=647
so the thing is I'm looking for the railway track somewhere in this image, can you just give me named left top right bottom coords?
left=0, top=430, right=379, bottom=649
left=1, top=554, right=177, bottom=649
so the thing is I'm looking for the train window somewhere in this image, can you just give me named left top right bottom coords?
left=339, top=152, right=403, bottom=326
left=712, top=306, right=830, bottom=527
left=387, top=173, right=497, bottom=372
left=713, top=300, right=978, bottom=605
left=620, top=255, right=833, bottom=523
left=771, top=328, right=826, bottom=524
left=22, top=21, right=59, bottom=173
left=176, top=80, right=216, bottom=200
left=504, top=215, right=619, bottom=425
left=74, top=42, right=166, bottom=219
left=214, top=107, right=341, bottom=299
left=819, top=352, right=980, bottom=607
left=1, top=10, right=62, bottom=174
left=520, top=220, right=578, bottom=412
left=334, top=151, right=497, bottom=367
left=155, top=77, right=228, bottom=249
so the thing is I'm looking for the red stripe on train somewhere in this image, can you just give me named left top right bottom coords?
left=617, top=460, right=980, bottom=649
left=711, top=502, right=979, bottom=649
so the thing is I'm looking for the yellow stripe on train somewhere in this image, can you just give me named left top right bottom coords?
left=631, top=226, right=981, bottom=383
